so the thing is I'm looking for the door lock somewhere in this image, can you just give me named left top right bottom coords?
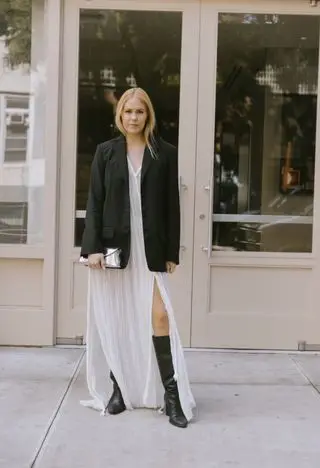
left=199, top=214, right=206, bottom=220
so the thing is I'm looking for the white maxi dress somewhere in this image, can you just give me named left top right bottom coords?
left=80, top=157, right=196, bottom=421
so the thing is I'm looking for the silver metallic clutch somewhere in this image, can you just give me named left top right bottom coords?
left=79, top=248, right=122, bottom=269
left=103, top=248, right=122, bottom=268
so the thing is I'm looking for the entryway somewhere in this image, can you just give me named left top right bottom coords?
left=56, top=0, right=320, bottom=350
left=56, top=0, right=199, bottom=346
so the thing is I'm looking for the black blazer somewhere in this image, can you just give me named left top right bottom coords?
left=80, top=135, right=180, bottom=272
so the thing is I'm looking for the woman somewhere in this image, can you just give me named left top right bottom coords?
left=80, top=88, right=195, bottom=428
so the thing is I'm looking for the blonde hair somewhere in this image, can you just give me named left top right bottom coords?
left=115, top=87, right=157, bottom=158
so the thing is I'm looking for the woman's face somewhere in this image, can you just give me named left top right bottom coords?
left=121, top=97, right=148, bottom=136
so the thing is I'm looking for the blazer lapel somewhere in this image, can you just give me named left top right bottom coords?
left=141, top=145, right=152, bottom=183
left=113, top=135, right=152, bottom=184
left=113, top=135, right=129, bottom=184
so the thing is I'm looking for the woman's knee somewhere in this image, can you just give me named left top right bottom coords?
left=152, top=281, right=169, bottom=335
left=153, top=310, right=169, bottom=332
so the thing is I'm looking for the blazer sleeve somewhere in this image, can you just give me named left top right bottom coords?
left=166, top=145, right=181, bottom=265
left=80, top=144, right=106, bottom=256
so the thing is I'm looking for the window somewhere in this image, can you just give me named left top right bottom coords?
left=212, top=14, right=318, bottom=253
left=4, top=95, right=29, bottom=163
left=0, top=0, right=47, bottom=244
left=75, top=9, right=183, bottom=246
left=0, top=202, right=28, bottom=244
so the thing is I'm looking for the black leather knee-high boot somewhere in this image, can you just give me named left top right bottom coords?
left=152, top=335, right=188, bottom=428
left=107, top=371, right=126, bottom=415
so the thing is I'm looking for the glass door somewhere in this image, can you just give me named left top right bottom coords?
left=213, top=13, right=316, bottom=254
left=56, top=0, right=200, bottom=345
left=192, top=3, right=320, bottom=349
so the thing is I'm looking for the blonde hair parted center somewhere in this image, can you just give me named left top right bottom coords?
left=115, top=88, right=157, bottom=158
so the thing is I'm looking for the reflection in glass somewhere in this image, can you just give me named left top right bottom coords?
left=213, top=14, right=318, bottom=253
left=0, top=0, right=47, bottom=244
left=75, top=10, right=182, bottom=246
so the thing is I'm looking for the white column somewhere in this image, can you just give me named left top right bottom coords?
left=27, top=0, right=46, bottom=244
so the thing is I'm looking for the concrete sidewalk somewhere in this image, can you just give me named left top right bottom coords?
left=1, top=348, right=320, bottom=468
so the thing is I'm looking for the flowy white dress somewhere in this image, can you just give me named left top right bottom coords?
left=80, top=157, right=196, bottom=421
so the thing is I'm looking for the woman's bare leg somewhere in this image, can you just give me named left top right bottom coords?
left=152, top=280, right=169, bottom=336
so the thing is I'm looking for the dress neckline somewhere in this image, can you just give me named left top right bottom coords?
left=127, top=156, right=142, bottom=177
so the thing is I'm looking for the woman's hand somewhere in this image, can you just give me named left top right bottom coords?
left=88, top=253, right=105, bottom=270
left=166, top=262, right=177, bottom=274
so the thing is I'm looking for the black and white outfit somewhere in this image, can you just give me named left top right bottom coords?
left=80, top=135, right=195, bottom=422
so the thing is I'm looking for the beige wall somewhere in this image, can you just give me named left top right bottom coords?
left=0, top=0, right=61, bottom=346
left=0, top=259, right=53, bottom=345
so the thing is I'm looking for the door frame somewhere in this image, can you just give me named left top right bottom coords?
left=191, top=0, right=320, bottom=348
left=56, top=0, right=200, bottom=345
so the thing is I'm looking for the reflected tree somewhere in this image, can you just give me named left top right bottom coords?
left=78, top=9, right=182, bottom=145
left=79, top=10, right=182, bottom=120
left=0, top=0, right=31, bottom=67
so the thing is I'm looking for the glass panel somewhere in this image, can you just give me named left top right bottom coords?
left=6, top=96, right=29, bottom=109
left=213, top=14, right=318, bottom=253
left=0, top=202, right=28, bottom=243
left=75, top=9, right=183, bottom=246
left=0, top=1, right=47, bottom=244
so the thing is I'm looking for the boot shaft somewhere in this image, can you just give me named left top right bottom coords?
left=152, top=335, right=174, bottom=386
left=152, top=335, right=188, bottom=428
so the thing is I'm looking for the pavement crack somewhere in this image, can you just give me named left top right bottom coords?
left=290, top=355, right=320, bottom=397
left=29, top=350, right=86, bottom=468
